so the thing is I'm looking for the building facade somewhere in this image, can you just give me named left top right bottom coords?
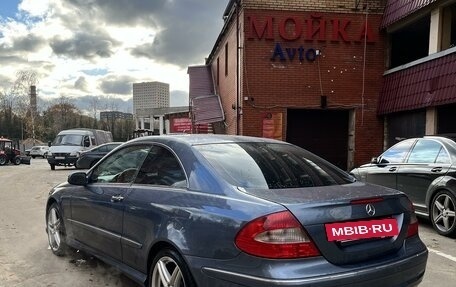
left=190, top=0, right=387, bottom=170
left=378, top=0, right=456, bottom=147
left=132, top=81, right=170, bottom=130
left=189, top=0, right=456, bottom=171
left=100, top=111, right=133, bottom=121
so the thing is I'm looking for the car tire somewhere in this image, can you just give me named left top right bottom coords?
left=46, top=203, right=69, bottom=256
left=43, top=153, right=48, bottom=159
left=13, top=156, right=21, bottom=165
left=50, top=164, right=55, bottom=170
left=149, top=248, right=196, bottom=287
left=0, top=155, right=7, bottom=166
left=32, top=155, right=36, bottom=159
left=430, top=190, right=456, bottom=237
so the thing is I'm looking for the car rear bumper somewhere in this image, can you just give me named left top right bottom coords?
left=186, top=237, right=428, bottom=287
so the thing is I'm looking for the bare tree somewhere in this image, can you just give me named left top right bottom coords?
left=10, top=71, right=39, bottom=142
left=89, top=96, right=100, bottom=128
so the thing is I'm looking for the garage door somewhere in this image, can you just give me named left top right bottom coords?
left=287, top=109, right=348, bottom=170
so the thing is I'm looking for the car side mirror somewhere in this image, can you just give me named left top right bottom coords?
left=48, top=141, right=52, bottom=147
left=68, top=172, right=88, bottom=186
left=370, top=157, right=378, bottom=164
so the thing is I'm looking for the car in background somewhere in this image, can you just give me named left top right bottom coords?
left=351, top=136, right=456, bottom=237
left=29, top=146, right=49, bottom=158
left=75, top=142, right=123, bottom=169
left=46, top=135, right=427, bottom=287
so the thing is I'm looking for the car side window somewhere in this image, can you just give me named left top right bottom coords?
left=90, top=145, right=150, bottom=184
left=407, top=139, right=445, bottom=164
left=134, top=145, right=187, bottom=187
left=380, top=139, right=415, bottom=163
left=435, top=147, right=451, bottom=164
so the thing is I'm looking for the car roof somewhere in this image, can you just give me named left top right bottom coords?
left=101, top=142, right=124, bottom=145
left=127, top=134, right=286, bottom=146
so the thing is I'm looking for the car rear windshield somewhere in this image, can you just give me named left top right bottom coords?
left=194, top=142, right=354, bottom=189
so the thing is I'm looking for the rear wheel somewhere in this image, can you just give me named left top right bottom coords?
left=13, top=156, right=21, bottom=165
left=0, top=155, right=7, bottom=166
left=431, top=190, right=456, bottom=237
left=149, top=249, right=195, bottom=287
left=47, top=203, right=68, bottom=256
left=50, top=164, right=55, bottom=170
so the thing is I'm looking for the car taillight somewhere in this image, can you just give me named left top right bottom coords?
left=235, top=211, right=320, bottom=259
left=405, top=199, right=419, bottom=238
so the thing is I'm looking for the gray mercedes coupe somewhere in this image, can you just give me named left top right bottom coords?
left=46, top=134, right=428, bottom=287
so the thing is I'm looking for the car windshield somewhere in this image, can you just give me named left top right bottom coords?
left=53, top=134, right=84, bottom=146
left=195, top=142, right=355, bottom=189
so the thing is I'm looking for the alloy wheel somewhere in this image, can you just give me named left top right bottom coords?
left=47, top=207, right=62, bottom=252
left=432, top=192, right=456, bottom=234
left=151, top=256, right=185, bottom=287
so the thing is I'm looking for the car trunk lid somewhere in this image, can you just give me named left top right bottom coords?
left=242, top=182, right=415, bottom=265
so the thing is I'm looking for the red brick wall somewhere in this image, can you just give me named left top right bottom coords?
left=210, top=21, right=239, bottom=135
left=211, top=1, right=386, bottom=166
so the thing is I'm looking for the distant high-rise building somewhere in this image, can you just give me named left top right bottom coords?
left=133, top=81, right=170, bottom=113
left=133, top=81, right=170, bottom=131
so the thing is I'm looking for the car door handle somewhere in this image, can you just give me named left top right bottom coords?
left=389, top=167, right=397, bottom=172
left=431, top=167, right=443, bottom=172
left=111, top=195, right=124, bottom=202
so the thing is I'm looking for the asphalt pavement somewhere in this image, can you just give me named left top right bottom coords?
left=0, top=158, right=455, bottom=286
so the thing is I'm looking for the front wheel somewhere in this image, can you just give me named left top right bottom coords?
left=149, top=249, right=195, bottom=287
left=430, top=190, right=456, bottom=237
left=46, top=203, right=69, bottom=256
left=50, top=164, right=55, bottom=170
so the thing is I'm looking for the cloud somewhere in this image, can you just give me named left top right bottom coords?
left=70, top=95, right=133, bottom=114
left=50, top=32, right=119, bottom=60
left=0, top=0, right=229, bottom=110
left=74, top=76, right=88, bottom=91
left=130, top=0, right=227, bottom=68
left=170, top=90, right=189, bottom=107
left=64, top=0, right=165, bottom=26
left=99, top=75, right=135, bottom=95
left=12, top=34, right=47, bottom=52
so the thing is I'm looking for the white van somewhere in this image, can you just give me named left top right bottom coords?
left=47, top=129, right=113, bottom=170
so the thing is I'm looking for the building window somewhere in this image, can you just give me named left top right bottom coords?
left=389, top=15, right=430, bottom=68
left=225, top=43, right=228, bottom=76
left=217, top=57, right=220, bottom=86
left=442, top=3, right=456, bottom=50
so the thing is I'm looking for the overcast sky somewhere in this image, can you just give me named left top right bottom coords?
left=0, top=0, right=228, bottom=113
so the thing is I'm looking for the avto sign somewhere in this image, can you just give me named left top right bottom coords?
left=247, top=14, right=377, bottom=63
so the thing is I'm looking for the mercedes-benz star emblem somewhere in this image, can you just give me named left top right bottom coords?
left=366, top=204, right=376, bottom=216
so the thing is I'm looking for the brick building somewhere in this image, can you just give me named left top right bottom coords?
left=188, top=0, right=454, bottom=170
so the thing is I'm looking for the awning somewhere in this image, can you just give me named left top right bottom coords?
left=187, top=65, right=224, bottom=124
left=378, top=52, right=456, bottom=115
left=380, top=0, right=437, bottom=29
left=192, top=95, right=224, bottom=125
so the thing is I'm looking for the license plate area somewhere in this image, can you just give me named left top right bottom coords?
left=325, top=218, right=399, bottom=242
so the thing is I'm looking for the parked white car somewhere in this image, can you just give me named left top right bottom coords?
left=29, top=146, right=49, bottom=158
